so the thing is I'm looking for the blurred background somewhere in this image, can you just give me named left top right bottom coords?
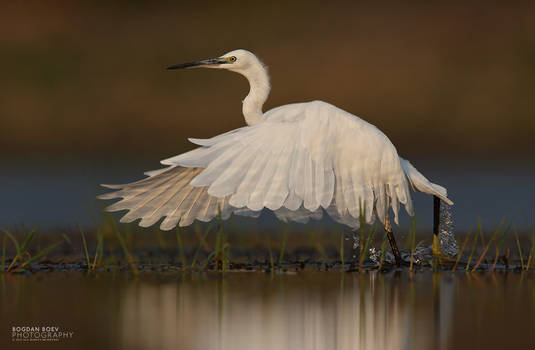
left=1, top=1, right=534, bottom=231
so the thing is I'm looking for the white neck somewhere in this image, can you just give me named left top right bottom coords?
left=239, top=63, right=270, bottom=126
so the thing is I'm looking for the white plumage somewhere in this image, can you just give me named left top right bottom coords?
left=99, top=49, right=452, bottom=231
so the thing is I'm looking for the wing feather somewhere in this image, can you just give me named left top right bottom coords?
left=106, top=171, right=183, bottom=213
left=122, top=168, right=200, bottom=225
left=179, top=187, right=208, bottom=227
left=99, top=100, right=453, bottom=231
left=262, top=135, right=292, bottom=210
left=228, top=138, right=272, bottom=208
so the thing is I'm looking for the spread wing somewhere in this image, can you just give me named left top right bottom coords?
left=100, top=101, right=451, bottom=230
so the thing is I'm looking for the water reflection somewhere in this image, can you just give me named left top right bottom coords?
left=119, top=272, right=456, bottom=350
left=1, top=271, right=533, bottom=349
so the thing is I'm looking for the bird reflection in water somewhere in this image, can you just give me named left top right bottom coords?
left=119, top=272, right=454, bottom=350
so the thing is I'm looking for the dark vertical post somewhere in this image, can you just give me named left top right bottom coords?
left=433, top=195, right=441, bottom=257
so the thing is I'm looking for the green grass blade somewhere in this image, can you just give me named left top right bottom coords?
left=191, top=224, right=212, bottom=269
left=497, top=220, right=512, bottom=252
left=61, top=234, right=72, bottom=246
left=201, top=251, right=217, bottom=269
left=214, top=227, right=222, bottom=268
left=472, top=222, right=501, bottom=272
left=111, top=221, right=138, bottom=274
left=405, top=220, right=414, bottom=251
left=466, top=221, right=481, bottom=271
left=268, top=236, right=274, bottom=271
left=479, top=221, right=486, bottom=247
left=80, top=227, right=91, bottom=269
left=156, top=230, right=167, bottom=251
left=278, top=229, right=287, bottom=269
left=489, top=219, right=505, bottom=247
left=202, top=204, right=224, bottom=271
left=409, top=217, right=416, bottom=271
left=360, top=225, right=376, bottom=268
left=3, top=230, right=22, bottom=271
left=20, top=241, right=63, bottom=268
left=515, top=229, right=524, bottom=270
left=452, top=230, right=472, bottom=273
left=92, top=228, right=104, bottom=270
left=359, top=200, right=366, bottom=265
left=20, top=227, right=37, bottom=253
left=316, top=242, right=327, bottom=265
left=492, top=219, right=511, bottom=272
left=217, top=207, right=229, bottom=271
left=3, top=230, right=20, bottom=254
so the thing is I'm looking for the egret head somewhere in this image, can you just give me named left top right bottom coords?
left=167, top=49, right=270, bottom=126
left=167, top=49, right=263, bottom=75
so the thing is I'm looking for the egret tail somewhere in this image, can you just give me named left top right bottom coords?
left=399, top=158, right=453, bottom=205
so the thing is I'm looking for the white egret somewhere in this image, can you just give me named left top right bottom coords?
left=99, top=49, right=453, bottom=265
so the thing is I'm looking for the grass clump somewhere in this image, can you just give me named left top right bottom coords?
left=202, top=207, right=229, bottom=271
left=452, top=229, right=472, bottom=273
left=91, top=229, right=104, bottom=272
left=79, top=226, right=91, bottom=269
left=359, top=225, right=376, bottom=272
left=191, top=222, right=212, bottom=269
left=2, top=228, right=65, bottom=273
left=466, top=220, right=481, bottom=271
left=355, top=201, right=377, bottom=273
left=267, top=236, right=274, bottom=272
left=472, top=220, right=503, bottom=272
left=406, top=218, right=420, bottom=272
left=2, top=214, right=534, bottom=275
left=109, top=220, right=138, bottom=274
left=515, top=230, right=524, bottom=270
left=491, top=220, right=511, bottom=272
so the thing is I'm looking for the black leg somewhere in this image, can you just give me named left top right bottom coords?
left=386, top=227, right=402, bottom=267
left=433, top=196, right=441, bottom=257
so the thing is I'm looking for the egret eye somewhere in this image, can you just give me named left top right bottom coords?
left=229, top=56, right=237, bottom=62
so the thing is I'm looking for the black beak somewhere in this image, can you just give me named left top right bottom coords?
left=166, top=58, right=223, bottom=70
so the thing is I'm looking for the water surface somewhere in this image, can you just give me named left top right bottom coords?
left=1, top=271, right=534, bottom=349
left=1, top=158, right=534, bottom=231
